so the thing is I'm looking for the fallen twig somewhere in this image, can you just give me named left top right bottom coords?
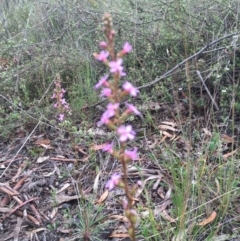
left=196, top=70, right=219, bottom=111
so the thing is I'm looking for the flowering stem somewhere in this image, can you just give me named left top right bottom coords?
left=94, top=13, right=139, bottom=241
left=121, top=158, right=136, bottom=241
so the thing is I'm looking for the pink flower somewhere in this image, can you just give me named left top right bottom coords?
left=53, top=103, right=58, bottom=108
left=124, top=147, right=138, bottom=160
left=94, top=51, right=109, bottom=62
left=64, top=103, right=70, bottom=109
left=95, top=75, right=109, bottom=89
left=51, top=93, right=56, bottom=99
left=109, top=59, right=126, bottom=76
left=97, top=108, right=114, bottom=126
left=117, top=125, right=136, bottom=142
left=122, top=42, right=132, bottom=54
left=123, top=82, right=139, bottom=97
left=58, top=113, right=64, bottom=122
left=98, top=113, right=110, bottom=126
left=106, top=103, right=119, bottom=115
left=60, top=98, right=67, bottom=105
left=125, top=103, right=141, bottom=115
left=97, top=103, right=119, bottom=126
left=106, top=173, right=121, bottom=190
left=99, top=41, right=107, bottom=48
left=102, top=142, right=114, bottom=154
left=100, top=88, right=112, bottom=97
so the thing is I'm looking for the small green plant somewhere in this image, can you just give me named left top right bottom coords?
left=73, top=199, right=110, bottom=241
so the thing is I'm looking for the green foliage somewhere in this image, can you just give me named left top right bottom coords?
left=0, top=109, right=21, bottom=138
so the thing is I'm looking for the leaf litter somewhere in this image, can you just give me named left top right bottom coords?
left=1, top=95, right=240, bottom=240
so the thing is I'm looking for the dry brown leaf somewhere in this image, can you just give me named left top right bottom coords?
left=109, top=224, right=128, bottom=238
left=109, top=233, right=129, bottom=238
left=39, top=144, right=53, bottom=149
left=140, top=102, right=161, bottom=111
left=50, top=157, right=78, bottom=162
left=110, top=215, right=129, bottom=222
left=135, top=175, right=162, bottom=198
left=157, top=186, right=165, bottom=199
left=90, top=143, right=107, bottom=151
left=162, top=131, right=173, bottom=138
left=159, top=135, right=167, bottom=144
left=34, top=139, right=51, bottom=145
left=165, top=188, right=172, bottom=199
left=223, top=148, right=239, bottom=160
left=169, top=134, right=176, bottom=141
left=36, top=156, right=50, bottom=163
left=95, top=190, right=109, bottom=204
left=56, top=194, right=82, bottom=205
left=159, top=124, right=178, bottom=132
left=93, top=172, right=101, bottom=193
left=0, top=207, right=12, bottom=213
left=173, top=136, right=181, bottom=142
left=197, top=211, right=217, bottom=226
left=25, top=228, right=46, bottom=237
left=221, top=134, right=234, bottom=144
left=160, top=210, right=176, bottom=223
left=161, top=121, right=177, bottom=127
left=13, top=217, right=23, bottom=241
left=159, top=199, right=173, bottom=212
left=57, top=229, right=73, bottom=234
left=56, top=183, right=71, bottom=194
left=202, top=128, right=212, bottom=137
left=49, top=207, right=58, bottom=219
left=153, top=178, right=161, bottom=190
left=148, top=138, right=158, bottom=149
left=73, top=145, right=88, bottom=155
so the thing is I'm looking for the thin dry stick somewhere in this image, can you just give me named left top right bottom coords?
left=0, top=121, right=41, bottom=179
left=196, top=70, right=219, bottom=111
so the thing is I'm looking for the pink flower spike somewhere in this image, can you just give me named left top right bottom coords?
left=109, top=59, right=126, bottom=76
left=101, top=88, right=112, bottom=97
left=58, top=113, right=64, bottom=122
left=124, top=147, right=138, bottom=161
left=123, top=42, right=132, bottom=54
left=53, top=103, right=58, bottom=108
left=125, top=103, right=141, bottom=115
left=99, top=41, right=107, bottom=48
left=95, top=75, right=109, bottom=89
left=117, top=125, right=136, bottom=142
left=102, top=142, right=114, bottom=154
left=106, top=173, right=121, bottom=190
left=94, top=50, right=109, bottom=62
left=123, top=81, right=139, bottom=97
